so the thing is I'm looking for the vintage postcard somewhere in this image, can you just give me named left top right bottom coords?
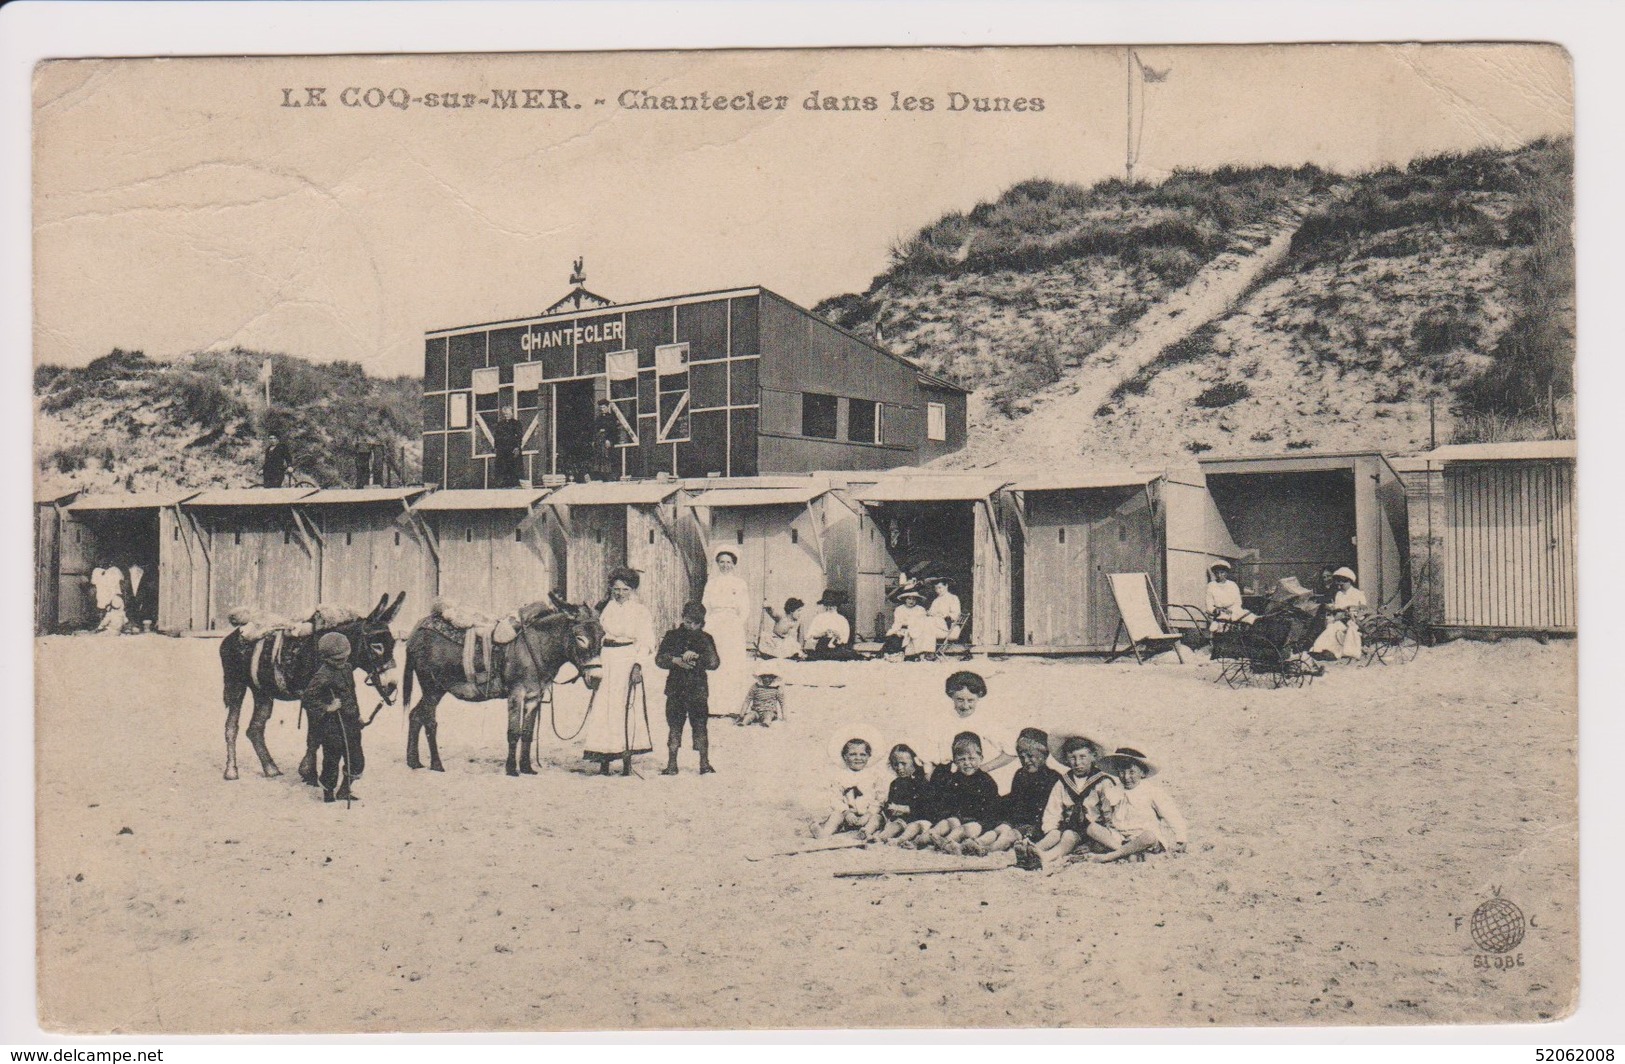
left=29, top=43, right=1577, bottom=1033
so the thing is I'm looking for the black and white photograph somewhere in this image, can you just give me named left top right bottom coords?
left=18, top=34, right=1592, bottom=1036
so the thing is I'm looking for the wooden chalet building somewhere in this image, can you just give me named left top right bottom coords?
left=421, top=283, right=968, bottom=488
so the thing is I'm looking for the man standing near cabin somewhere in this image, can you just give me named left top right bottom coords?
left=591, top=397, right=620, bottom=481
left=491, top=402, right=525, bottom=488
left=262, top=433, right=292, bottom=488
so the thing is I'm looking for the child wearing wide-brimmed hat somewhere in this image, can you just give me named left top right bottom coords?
left=737, top=665, right=785, bottom=727
left=1084, top=746, right=1189, bottom=863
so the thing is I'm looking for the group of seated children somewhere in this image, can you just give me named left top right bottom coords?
left=815, top=719, right=1187, bottom=871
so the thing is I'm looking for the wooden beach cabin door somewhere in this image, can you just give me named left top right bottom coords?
left=565, top=505, right=627, bottom=607
left=1022, top=492, right=1094, bottom=646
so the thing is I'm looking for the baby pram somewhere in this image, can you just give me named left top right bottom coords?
left=1209, top=577, right=1322, bottom=689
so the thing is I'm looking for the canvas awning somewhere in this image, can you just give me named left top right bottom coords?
left=548, top=481, right=680, bottom=506
left=852, top=476, right=1010, bottom=503
left=1423, top=440, right=1576, bottom=463
left=297, top=487, right=428, bottom=505
left=687, top=485, right=827, bottom=508
left=68, top=491, right=197, bottom=512
left=1007, top=470, right=1157, bottom=492
left=183, top=488, right=317, bottom=507
left=411, top=488, right=551, bottom=512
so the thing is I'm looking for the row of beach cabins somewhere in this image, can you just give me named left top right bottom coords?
left=34, top=442, right=1576, bottom=650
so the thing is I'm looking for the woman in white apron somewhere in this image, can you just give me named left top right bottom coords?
left=702, top=550, right=752, bottom=717
left=579, top=567, right=656, bottom=775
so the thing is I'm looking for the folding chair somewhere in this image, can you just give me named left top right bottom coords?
left=1105, top=573, right=1187, bottom=665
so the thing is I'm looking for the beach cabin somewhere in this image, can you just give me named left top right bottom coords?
left=297, top=487, right=434, bottom=631
left=682, top=478, right=858, bottom=649
left=34, top=486, right=80, bottom=634
left=180, top=488, right=319, bottom=630
left=409, top=488, right=565, bottom=618
left=547, top=479, right=701, bottom=635
left=61, top=490, right=205, bottom=634
left=1007, top=470, right=1243, bottom=651
left=1427, top=440, right=1576, bottom=635
left=1196, top=451, right=1410, bottom=611
left=842, top=474, right=1021, bottom=647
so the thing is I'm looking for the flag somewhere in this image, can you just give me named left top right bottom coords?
left=259, top=358, right=273, bottom=384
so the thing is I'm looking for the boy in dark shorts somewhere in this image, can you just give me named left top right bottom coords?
left=958, top=727, right=1062, bottom=856
left=902, top=732, right=1000, bottom=851
left=655, top=602, right=721, bottom=775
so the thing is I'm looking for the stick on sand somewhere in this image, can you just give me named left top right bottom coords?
left=835, top=865, right=1007, bottom=879
left=745, top=836, right=869, bottom=862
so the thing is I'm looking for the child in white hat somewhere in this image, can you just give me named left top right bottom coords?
left=1085, top=747, right=1188, bottom=863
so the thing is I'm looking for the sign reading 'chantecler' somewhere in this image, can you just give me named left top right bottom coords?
left=520, top=318, right=626, bottom=353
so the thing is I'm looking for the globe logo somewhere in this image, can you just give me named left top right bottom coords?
left=1470, top=897, right=1526, bottom=953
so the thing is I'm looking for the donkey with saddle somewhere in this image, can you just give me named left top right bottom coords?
left=218, top=592, right=406, bottom=780
left=402, top=594, right=604, bottom=776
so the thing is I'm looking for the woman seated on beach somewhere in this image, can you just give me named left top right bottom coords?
left=1204, top=561, right=1255, bottom=626
left=1309, top=567, right=1368, bottom=661
left=881, top=587, right=939, bottom=661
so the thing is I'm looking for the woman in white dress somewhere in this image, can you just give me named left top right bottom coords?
left=1310, top=566, right=1367, bottom=660
left=579, top=567, right=656, bottom=775
left=703, top=550, right=752, bottom=716
left=884, top=588, right=937, bottom=660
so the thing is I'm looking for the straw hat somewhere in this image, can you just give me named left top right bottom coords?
left=1209, top=560, right=1232, bottom=573
left=1331, top=567, right=1358, bottom=584
left=1100, top=745, right=1158, bottom=778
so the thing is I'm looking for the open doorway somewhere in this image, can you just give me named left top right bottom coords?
left=553, top=379, right=600, bottom=480
left=1205, top=470, right=1357, bottom=597
left=862, top=501, right=977, bottom=640
left=59, top=507, right=162, bottom=632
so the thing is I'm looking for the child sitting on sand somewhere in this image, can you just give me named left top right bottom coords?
left=901, top=732, right=1000, bottom=852
left=956, top=728, right=1062, bottom=856
left=1084, top=747, right=1189, bottom=863
left=1015, top=736, right=1112, bottom=871
left=813, top=737, right=883, bottom=839
left=865, top=744, right=934, bottom=843
left=737, top=669, right=785, bottom=727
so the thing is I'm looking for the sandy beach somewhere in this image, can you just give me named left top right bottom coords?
left=34, top=634, right=1577, bottom=1033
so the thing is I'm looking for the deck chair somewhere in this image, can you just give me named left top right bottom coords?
left=1106, top=573, right=1187, bottom=665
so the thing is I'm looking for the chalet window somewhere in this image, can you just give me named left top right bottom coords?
left=802, top=392, right=839, bottom=439
left=927, top=401, right=947, bottom=442
left=606, top=349, right=640, bottom=447
left=471, top=367, right=500, bottom=456
left=655, top=343, right=691, bottom=443
left=448, top=392, right=470, bottom=430
left=847, top=398, right=881, bottom=444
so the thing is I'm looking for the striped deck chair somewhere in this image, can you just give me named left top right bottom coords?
left=1106, top=573, right=1187, bottom=665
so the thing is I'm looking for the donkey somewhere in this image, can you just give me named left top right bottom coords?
left=219, top=592, right=406, bottom=781
left=401, top=594, right=604, bottom=776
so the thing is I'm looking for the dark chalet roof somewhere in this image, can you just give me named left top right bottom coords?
left=425, top=283, right=971, bottom=396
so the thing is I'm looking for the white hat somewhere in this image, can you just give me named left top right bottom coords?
left=1332, top=567, right=1358, bottom=583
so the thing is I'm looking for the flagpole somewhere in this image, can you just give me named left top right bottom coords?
left=1126, top=48, right=1134, bottom=183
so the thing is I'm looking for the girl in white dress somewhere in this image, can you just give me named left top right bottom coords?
left=703, top=550, right=752, bottom=715
left=579, top=567, right=656, bottom=775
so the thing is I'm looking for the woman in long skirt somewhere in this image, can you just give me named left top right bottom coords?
left=702, top=550, right=752, bottom=717
left=579, top=567, right=656, bottom=775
